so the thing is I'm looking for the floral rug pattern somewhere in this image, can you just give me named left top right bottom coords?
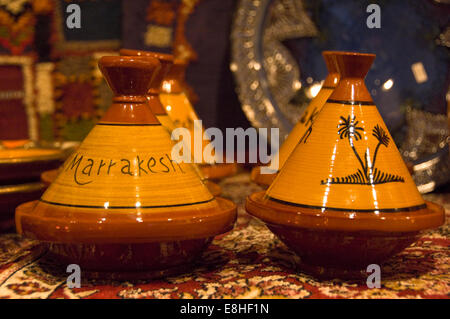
left=0, top=173, right=448, bottom=299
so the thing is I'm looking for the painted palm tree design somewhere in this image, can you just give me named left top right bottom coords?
left=321, top=115, right=404, bottom=185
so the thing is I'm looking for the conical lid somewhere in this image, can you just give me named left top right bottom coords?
left=266, top=52, right=426, bottom=212
left=157, top=56, right=201, bottom=134
left=276, top=51, right=340, bottom=169
left=40, top=56, right=217, bottom=212
left=252, top=51, right=340, bottom=186
left=158, top=64, right=218, bottom=165
left=121, top=50, right=230, bottom=171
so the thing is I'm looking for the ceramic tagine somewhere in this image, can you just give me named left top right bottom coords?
left=246, top=51, right=445, bottom=279
left=159, top=59, right=238, bottom=180
left=15, top=56, right=237, bottom=279
left=120, top=49, right=222, bottom=196
left=251, top=51, right=340, bottom=187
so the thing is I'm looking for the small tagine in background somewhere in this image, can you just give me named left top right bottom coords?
left=246, top=51, right=445, bottom=279
left=251, top=51, right=340, bottom=187
left=120, top=49, right=222, bottom=196
left=16, top=56, right=236, bottom=280
left=159, top=59, right=238, bottom=180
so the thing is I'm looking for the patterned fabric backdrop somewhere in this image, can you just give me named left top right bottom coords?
left=0, top=0, right=250, bottom=142
left=0, top=173, right=448, bottom=299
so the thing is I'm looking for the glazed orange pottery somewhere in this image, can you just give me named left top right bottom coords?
left=41, top=166, right=221, bottom=197
left=246, top=51, right=445, bottom=279
left=162, top=59, right=198, bottom=104
left=120, top=49, right=176, bottom=131
left=0, top=147, right=63, bottom=183
left=119, top=49, right=222, bottom=196
left=251, top=51, right=340, bottom=187
left=16, top=56, right=236, bottom=279
left=159, top=59, right=238, bottom=179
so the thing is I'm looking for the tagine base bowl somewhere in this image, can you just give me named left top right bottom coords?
left=246, top=191, right=445, bottom=279
left=250, top=166, right=276, bottom=187
left=267, top=224, right=419, bottom=280
left=44, top=238, right=212, bottom=280
left=16, top=197, right=236, bottom=279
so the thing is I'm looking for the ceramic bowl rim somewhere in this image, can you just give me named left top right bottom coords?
left=0, top=182, right=44, bottom=195
left=245, top=191, right=445, bottom=233
left=15, top=196, right=237, bottom=244
left=0, top=148, right=64, bottom=165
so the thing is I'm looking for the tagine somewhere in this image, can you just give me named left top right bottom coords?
left=246, top=51, right=445, bottom=279
left=16, top=56, right=236, bottom=279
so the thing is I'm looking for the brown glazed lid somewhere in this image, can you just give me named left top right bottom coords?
left=328, top=51, right=375, bottom=102
left=99, top=56, right=161, bottom=124
left=16, top=55, right=236, bottom=244
left=321, top=51, right=340, bottom=88
left=120, top=49, right=174, bottom=116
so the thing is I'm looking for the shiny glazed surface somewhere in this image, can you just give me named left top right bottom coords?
left=159, top=70, right=238, bottom=178
left=41, top=167, right=222, bottom=197
left=120, top=48, right=236, bottom=179
left=246, top=191, right=444, bottom=233
left=246, top=190, right=444, bottom=276
left=267, top=52, right=425, bottom=212
left=251, top=51, right=340, bottom=187
left=15, top=55, right=237, bottom=270
left=16, top=197, right=236, bottom=243
left=245, top=51, right=446, bottom=275
left=0, top=148, right=63, bottom=183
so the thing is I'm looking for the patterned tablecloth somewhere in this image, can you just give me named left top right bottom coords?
left=0, top=173, right=448, bottom=299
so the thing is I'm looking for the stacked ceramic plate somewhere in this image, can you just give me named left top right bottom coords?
left=0, top=142, right=68, bottom=231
